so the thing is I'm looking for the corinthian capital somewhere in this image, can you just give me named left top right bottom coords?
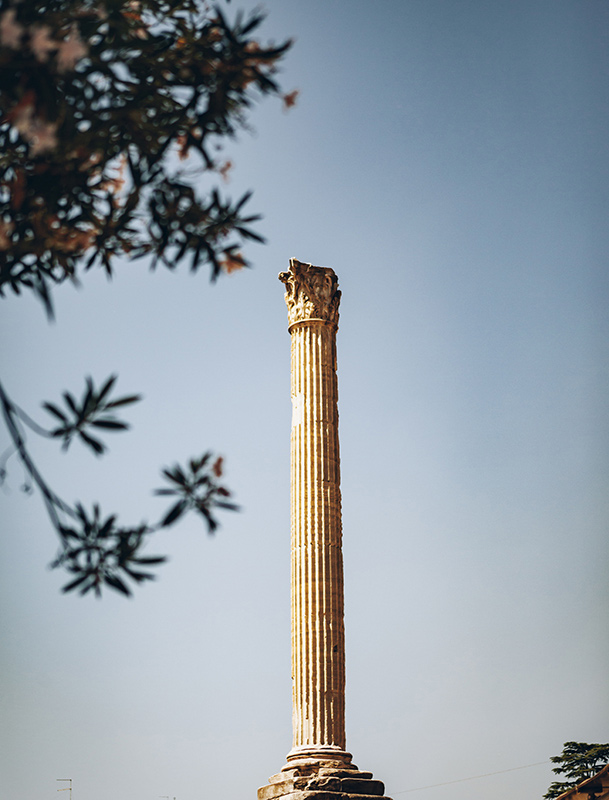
left=279, top=258, right=341, bottom=328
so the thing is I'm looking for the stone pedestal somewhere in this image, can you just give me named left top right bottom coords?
left=257, top=259, right=391, bottom=800
left=259, top=765, right=391, bottom=800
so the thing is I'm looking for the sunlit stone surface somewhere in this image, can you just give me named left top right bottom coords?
left=256, top=259, right=392, bottom=800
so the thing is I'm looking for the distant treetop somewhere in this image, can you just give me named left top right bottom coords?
left=544, top=742, right=609, bottom=799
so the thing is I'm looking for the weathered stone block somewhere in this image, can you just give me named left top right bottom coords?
left=257, top=765, right=391, bottom=800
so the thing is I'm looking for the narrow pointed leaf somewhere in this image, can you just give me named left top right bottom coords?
left=90, top=419, right=129, bottom=430
left=105, top=394, right=142, bottom=409
left=161, top=499, right=188, bottom=527
left=105, top=574, right=132, bottom=596
left=62, top=574, right=89, bottom=593
left=97, top=375, right=118, bottom=404
left=79, top=431, right=105, bottom=455
left=42, top=402, right=68, bottom=423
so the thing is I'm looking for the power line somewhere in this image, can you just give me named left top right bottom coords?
left=394, top=760, right=550, bottom=794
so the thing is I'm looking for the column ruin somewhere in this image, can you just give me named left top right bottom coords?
left=257, top=259, right=392, bottom=800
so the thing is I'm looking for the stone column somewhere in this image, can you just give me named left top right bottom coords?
left=280, top=258, right=349, bottom=767
left=257, top=259, right=392, bottom=800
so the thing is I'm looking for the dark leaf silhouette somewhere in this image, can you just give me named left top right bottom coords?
left=0, top=0, right=287, bottom=596
left=0, top=0, right=292, bottom=315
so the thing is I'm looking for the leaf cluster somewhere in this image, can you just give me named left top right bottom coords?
left=52, top=504, right=164, bottom=596
left=1, top=376, right=238, bottom=596
left=544, top=742, right=609, bottom=799
left=156, top=452, right=239, bottom=531
left=0, top=0, right=291, bottom=315
left=43, top=373, right=140, bottom=454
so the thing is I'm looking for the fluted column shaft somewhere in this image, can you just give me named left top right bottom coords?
left=290, top=319, right=344, bottom=751
left=279, top=259, right=350, bottom=767
left=257, top=259, right=391, bottom=800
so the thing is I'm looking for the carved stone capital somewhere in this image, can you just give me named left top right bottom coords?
left=279, top=258, right=340, bottom=328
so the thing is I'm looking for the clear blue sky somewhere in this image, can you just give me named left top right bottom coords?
left=1, top=2, right=608, bottom=799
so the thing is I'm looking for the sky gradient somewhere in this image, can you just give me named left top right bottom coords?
left=1, top=2, right=608, bottom=799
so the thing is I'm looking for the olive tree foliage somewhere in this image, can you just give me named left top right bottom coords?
left=0, top=0, right=293, bottom=596
left=544, top=742, right=609, bottom=799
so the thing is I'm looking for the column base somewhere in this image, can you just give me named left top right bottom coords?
left=285, top=746, right=354, bottom=770
left=257, top=756, right=392, bottom=800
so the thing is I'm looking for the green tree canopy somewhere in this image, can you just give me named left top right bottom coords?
left=544, top=742, right=609, bottom=799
